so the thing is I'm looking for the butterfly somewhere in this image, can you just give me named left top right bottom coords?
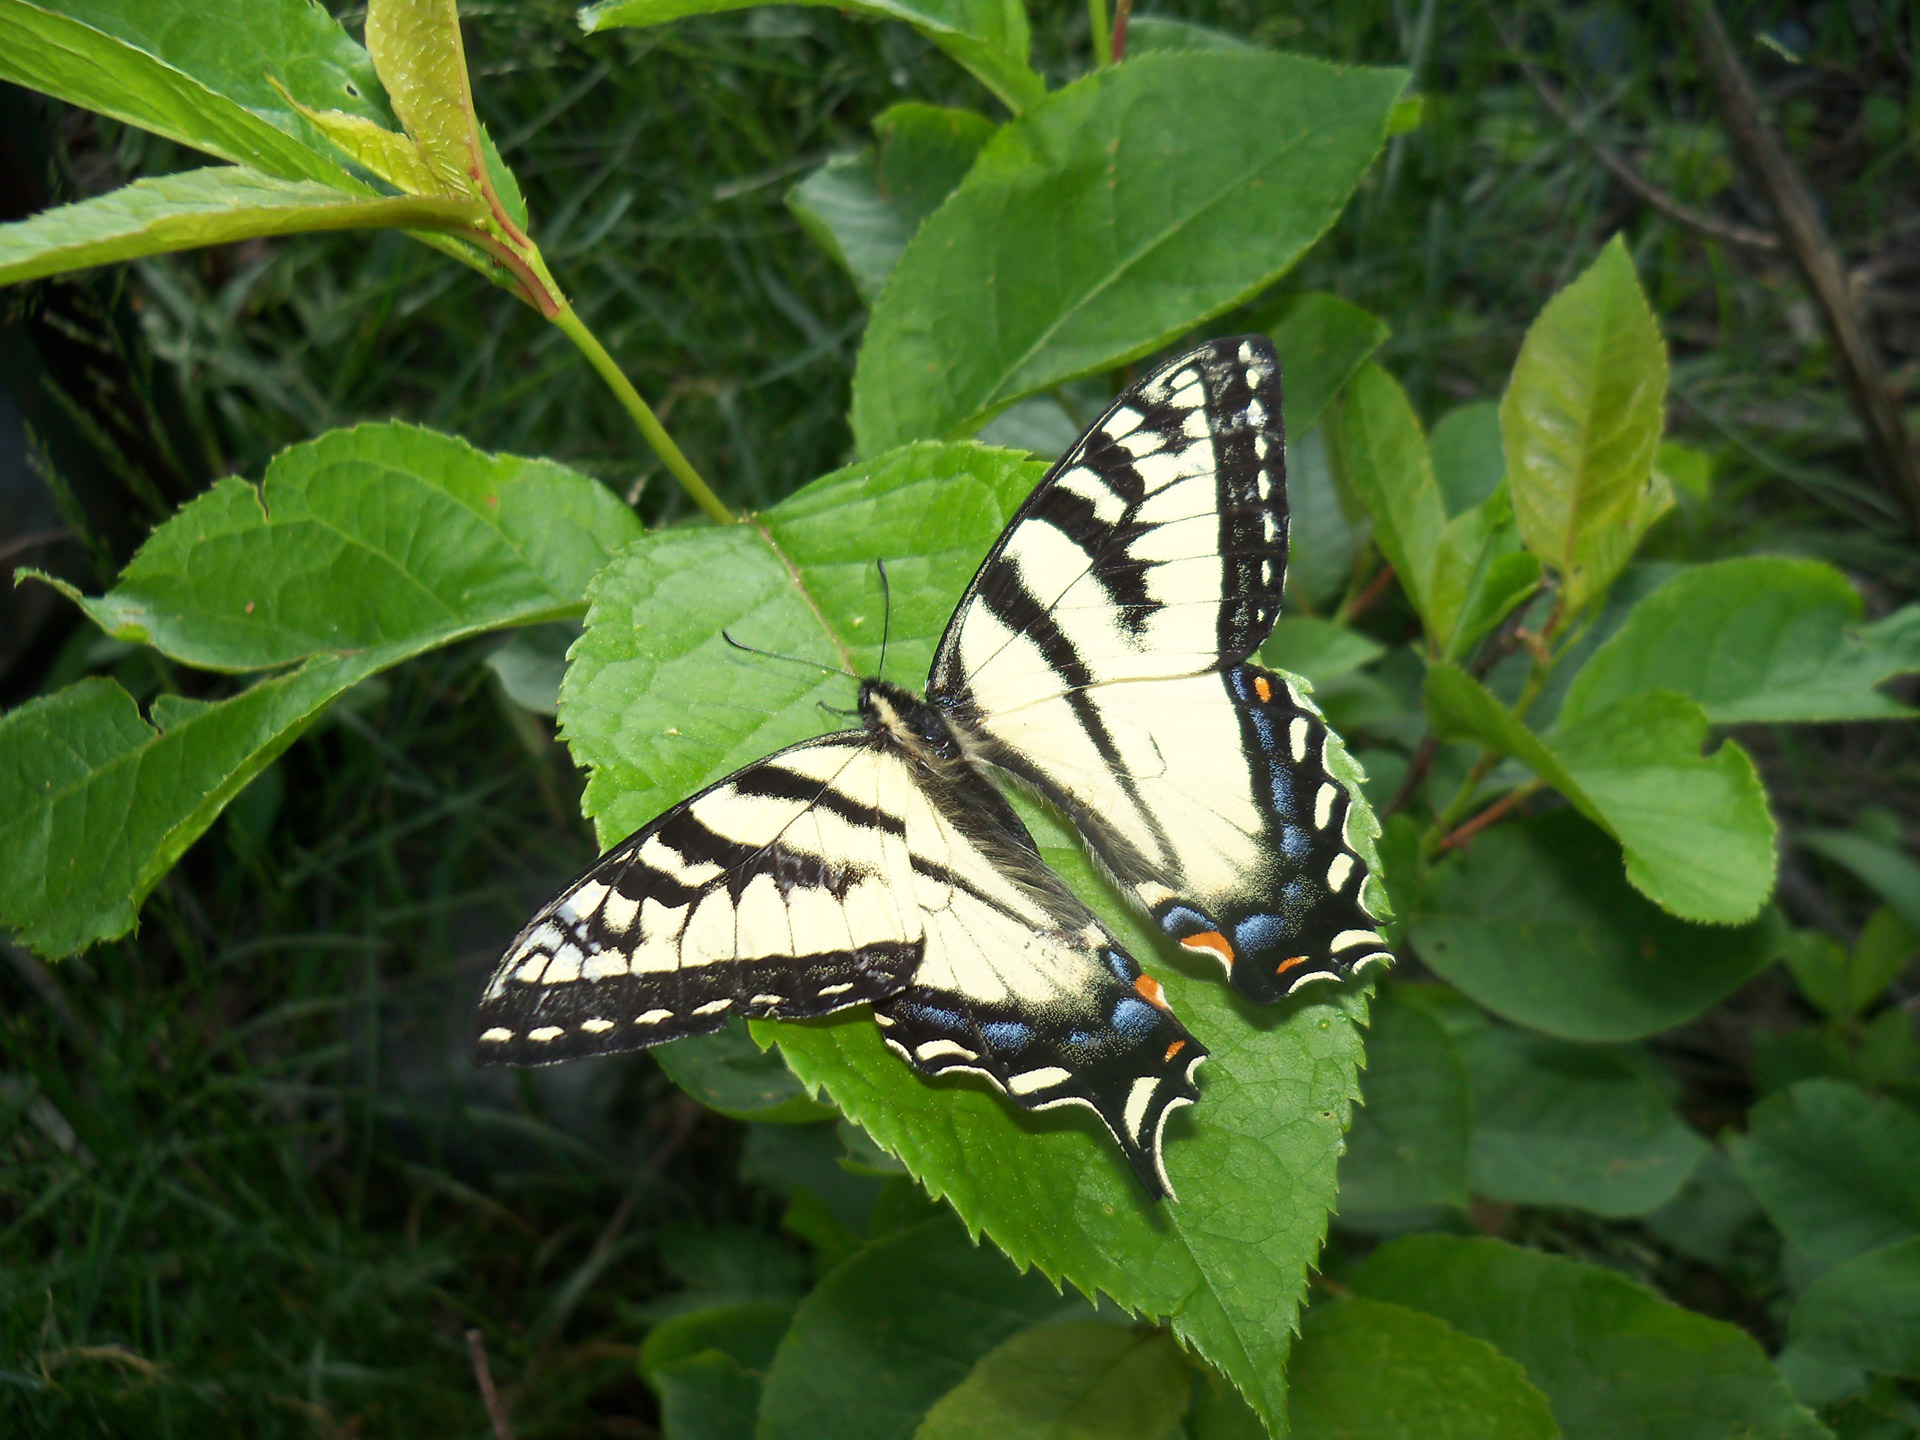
left=472, top=336, right=1391, bottom=1198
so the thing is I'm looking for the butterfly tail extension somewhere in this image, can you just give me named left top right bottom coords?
left=1156, top=662, right=1393, bottom=1005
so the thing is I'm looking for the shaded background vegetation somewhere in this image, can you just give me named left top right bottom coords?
left=2, top=1, right=1915, bottom=1434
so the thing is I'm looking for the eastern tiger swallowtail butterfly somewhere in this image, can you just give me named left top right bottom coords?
left=473, top=336, right=1391, bottom=1198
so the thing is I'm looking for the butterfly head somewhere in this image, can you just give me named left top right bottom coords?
left=859, top=677, right=962, bottom=762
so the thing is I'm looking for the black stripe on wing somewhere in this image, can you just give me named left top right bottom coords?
left=1152, top=663, right=1392, bottom=1005
left=471, top=738, right=921, bottom=1066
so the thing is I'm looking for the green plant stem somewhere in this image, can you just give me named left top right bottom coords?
left=1088, top=0, right=1112, bottom=67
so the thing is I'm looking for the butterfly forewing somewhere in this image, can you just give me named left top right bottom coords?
left=929, top=337, right=1392, bottom=1005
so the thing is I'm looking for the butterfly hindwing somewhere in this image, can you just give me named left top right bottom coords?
left=929, top=337, right=1391, bottom=1003
left=473, top=736, right=924, bottom=1065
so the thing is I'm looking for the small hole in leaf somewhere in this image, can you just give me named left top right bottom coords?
left=344, top=81, right=361, bottom=98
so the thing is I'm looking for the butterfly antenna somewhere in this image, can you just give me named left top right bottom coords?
left=816, top=700, right=860, bottom=721
left=876, top=557, right=893, bottom=680
left=720, top=629, right=857, bottom=680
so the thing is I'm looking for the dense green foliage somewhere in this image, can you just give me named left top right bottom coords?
left=1, top=2, right=1916, bottom=1438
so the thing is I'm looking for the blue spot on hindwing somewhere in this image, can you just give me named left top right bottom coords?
left=1270, top=766, right=1295, bottom=817
left=980, top=1020, right=1033, bottom=1053
left=1235, top=913, right=1287, bottom=958
left=1104, top=949, right=1136, bottom=983
left=1159, top=905, right=1212, bottom=939
left=1111, top=997, right=1157, bottom=1038
left=911, top=1003, right=964, bottom=1033
left=1282, top=825, right=1312, bottom=861
left=1248, top=706, right=1278, bottom=752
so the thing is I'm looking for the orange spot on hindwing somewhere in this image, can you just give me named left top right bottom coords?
left=1134, top=974, right=1169, bottom=1009
left=1276, top=955, right=1310, bottom=976
left=1164, top=1039, right=1187, bottom=1062
left=1179, top=931, right=1236, bottom=968
left=1254, top=674, right=1272, bottom=703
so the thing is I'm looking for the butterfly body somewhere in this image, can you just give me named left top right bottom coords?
left=474, top=336, right=1390, bottom=1198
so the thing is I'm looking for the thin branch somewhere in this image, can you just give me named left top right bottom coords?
left=466, top=1330, right=516, bottom=1440
left=1438, top=781, right=1541, bottom=852
left=1110, top=0, right=1134, bottom=62
left=1337, top=563, right=1398, bottom=625
left=1676, top=0, right=1920, bottom=550
left=1497, top=24, right=1780, bottom=252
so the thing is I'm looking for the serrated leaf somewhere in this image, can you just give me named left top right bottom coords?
left=1267, top=291, right=1390, bottom=439
left=789, top=105, right=996, bottom=304
left=1727, top=1079, right=1920, bottom=1277
left=1351, top=1236, right=1829, bottom=1440
left=560, top=441, right=1372, bottom=1434
left=913, top=1320, right=1190, bottom=1440
left=2, top=425, right=638, bottom=957
left=655, top=1022, right=836, bottom=1124
left=1422, top=663, right=1776, bottom=924
left=851, top=53, right=1407, bottom=454
left=280, top=104, right=444, bottom=195
left=1561, top=558, right=1920, bottom=726
left=580, top=0, right=1043, bottom=114
left=1461, top=1023, right=1706, bottom=1217
left=1289, top=1296, right=1560, bottom=1440
left=1501, top=235, right=1669, bottom=614
left=1788, top=1237, right=1920, bottom=1379
left=0, top=0, right=358, bottom=186
left=758, top=1216, right=1067, bottom=1440
left=364, top=0, right=489, bottom=198
left=1410, top=812, right=1785, bottom=1041
left=1336, top=986, right=1469, bottom=1215
left=58, top=423, right=638, bottom=672
left=0, top=166, right=481, bottom=286
left=1335, top=362, right=1445, bottom=627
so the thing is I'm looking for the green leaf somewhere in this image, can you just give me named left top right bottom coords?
left=1267, top=291, right=1391, bottom=440
left=1654, top=440, right=1711, bottom=503
left=1560, top=558, right=1920, bottom=726
left=654, top=1021, right=838, bottom=1124
left=913, top=1320, right=1191, bottom=1440
left=1125, top=16, right=1256, bottom=53
left=1797, top=828, right=1920, bottom=938
left=579, top=0, right=1044, bottom=115
left=1789, top=1237, right=1920, bottom=1379
left=1350, top=1234, right=1829, bottom=1440
left=1461, top=1023, right=1706, bottom=1217
left=2, top=425, right=639, bottom=956
left=1336, top=362, right=1446, bottom=627
left=1427, top=485, right=1541, bottom=660
left=1258, top=618, right=1385, bottom=688
left=1422, top=663, right=1776, bottom=924
left=851, top=52, right=1407, bottom=453
left=1283, top=427, right=1356, bottom=610
left=1501, top=235, right=1669, bottom=614
left=642, top=1301, right=794, bottom=1440
left=0, top=0, right=358, bottom=186
left=1847, top=908, right=1918, bottom=1013
left=789, top=104, right=996, bottom=304
left=364, top=0, right=489, bottom=199
left=1410, top=811, right=1784, bottom=1041
left=57, top=423, right=639, bottom=672
left=1288, top=1297, right=1560, bottom=1440
left=758, top=1216, right=1067, bottom=1440
left=1337, top=987, right=1469, bottom=1215
left=561, top=441, right=1371, bottom=1435
left=0, top=166, right=482, bottom=286
left=1430, top=401, right=1504, bottom=515
left=1727, top=1080, right=1920, bottom=1276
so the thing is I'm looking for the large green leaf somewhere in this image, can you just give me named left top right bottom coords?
left=1350, top=1235, right=1828, bottom=1440
left=642, top=1301, right=794, bottom=1440
left=757, top=1215, right=1066, bottom=1440
left=1423, top=663, right=1776, bottom=924
left=1430, top=401, right=1504, bottom=515
left=1560, top=558, right=1920, bottom=726
left=1726, top=1080, right=1920, bottom=1276
left=655, top=1021, right=837, bottom=1124
left=1427, top=485, right=1540, bottom=661
left=1288, top=1297, right=1560, bottom=1440
left=3, top=425, right=639, bottom=956
left=912, top=1321, right=1190, bottom=1440
left=1267, top=291, right=1390, bottom=440
left=560, top=441, right=1374, bottom=1434
left=1410, top=812, right=1784, bottom=1041
left=1336, top=986, right=1469, bottom=1215
left=580, top=0, right=1043, bottom=114
left=1788, top=1237, right=1920, bottom=1379
left=365, top=0, right=489, bottom=200
left=1460, top=1024, right=1706, bottom=1217
left=851, top=52, right=1406, bottom=453
left=0, top=167, right=481, bottom=286
left=789, top=105, right=997, bottom=304
left=1501, top=235, right=1669, bottom=614
left=1336, top=362, right=1445, bottom=627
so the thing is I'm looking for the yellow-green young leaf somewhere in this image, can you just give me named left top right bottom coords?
left=1423, top=663, right=1776, bottom=924
left=1427, top=485, right=1541, bottom=661
left=560, top=441, right=1372, bottom=1435
left=365, top=0, right=485, bottom=197
left=851, top=53, right=1407, bottom=453
left=0, top=0, right=356, bottom=186
left=1501, top=235, right=1669, bottom=614
left=1289, top=1298, right=1560, bottom=1440
left=912, top=1322, right=1191, bottom=1440
left=280, top=101, right=444, bottom=195
left=0, top=167, right=481, bottom=286
left=581, top=0, right=1044, bottom=115
left=1337, top=362, right=1445, bottom=628
left=1655, top=439, right=1712, bottom=502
